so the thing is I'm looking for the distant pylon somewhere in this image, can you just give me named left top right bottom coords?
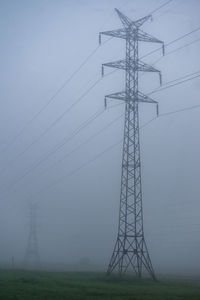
left=24, top=203, right=40, bottom=269
left=99, top=9, right=164, bottom=279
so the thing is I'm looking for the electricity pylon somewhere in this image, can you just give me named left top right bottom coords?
left=99, top=9, right=164, bottom=279
left=24, top=203, right=40, bottom=269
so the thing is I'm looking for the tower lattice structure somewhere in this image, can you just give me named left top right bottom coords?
left=99, top=9, right=164, bottom=279
left=24, top=203, right=40, bottom=269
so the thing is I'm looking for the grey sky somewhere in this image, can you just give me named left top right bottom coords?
left=0, top=0, right=200, bottom=274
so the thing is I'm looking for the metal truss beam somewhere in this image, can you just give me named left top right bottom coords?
left=24, top=203, right=40, bottom=269
left=100, top=8, right=164, bottom=280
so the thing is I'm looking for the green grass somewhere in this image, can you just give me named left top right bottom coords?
left=0, top=270, right=200, bottom=300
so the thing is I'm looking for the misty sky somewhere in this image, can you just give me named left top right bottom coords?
left=0, top=0, right=200, bottom=275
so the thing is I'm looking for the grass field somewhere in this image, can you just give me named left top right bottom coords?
left=0, top=270, right=200, bottom=300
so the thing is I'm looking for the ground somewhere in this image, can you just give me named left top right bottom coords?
left=0, top=270, right=200, bottom=300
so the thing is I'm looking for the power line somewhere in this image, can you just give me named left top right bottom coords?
left=151, top=0, right=183, bottom=19
left=165, top=37, right=200, bottom=56
left=35, top=112, right=123, bottom=176
left=0, top=76, right=105, bottom=172
left=3, top=65, right=199, bottom=192
left=1, top=112, right=124, bottom=196
left=29, top=99, right=200, bottom=205
left=160, top=103, right=200, bottom=117
left=31, top=138, right=123, bottom=205
left=149, top=37, right=200, bottom=67
left=3, top=2, right=133, bottom=155
left=4, top=68, right=200, bottom=178
left=2, top=37, right=112, bottom=154
left=141, top=25, right=200, bottom=60
left=137, top=37, right=200, bottom=87
left=0, top=68, right=117, bottom=174
left=1, top=68, right=200, bottom=198
left=149, top=0, right=174, bottom=15
left=139, top=103, right=200, bottom=129
left=104, top=69, right=200, bottom=104
left=1, top=15, right=200, bottom=197
left=147, top=69, right=200, bottom=93
left=3, top=26, right=199, bottom=169
left=0, top=107, right=104, bottom=189
left=149, top=73, right=200, bottom=95
left=2, top=2, right=191, bottom=157
left=0, top=107, right=125, bottom=197
left=103, top=29, right=200, bottom=80
left=162, top=69, right=200, bottom=86
left=166, top=27, right=200, bottom=48
left=4, top=96, right=200, bottom=205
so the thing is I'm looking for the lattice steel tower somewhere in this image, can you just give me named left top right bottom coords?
left=99, top=9, right=164, bottom=279
left=24, top=203, right=40, bottom=268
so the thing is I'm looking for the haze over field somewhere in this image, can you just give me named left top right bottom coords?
left=0, top=0, right=200, bottom=276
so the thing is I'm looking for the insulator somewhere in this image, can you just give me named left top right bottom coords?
left=162, top=43, right=165, bottom=56
left=102, top=65, right=104, bottom=77
left=99, top=34, right=101, bottom=46
left=159, top=72, right=162, bottom=86
left=104, top=97, right=107, bottom=109
left=156, top=104, right=159, bottom=116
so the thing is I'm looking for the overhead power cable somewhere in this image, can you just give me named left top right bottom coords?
left=149, top=72, right=200, bottom=95
left=162, top=69, right=200, bottom=85
left=103, top=28, right=200, bottom=80
left=0, top=67, right=199, bottom=201
left=3, top=82, right=200, bottom=203
left=146, top=69, right=200, bottom=93
left=2, top=36, right=112, bottom=154
left=1, top=112, right=124, bottom=196
left=164, top=37, right=200, bottom=56
left=1, top=68, right=200, bottom=197
left=1, top=20, right=200, bottom=196
left=30, top=100, right=200, bottom=205
left=1, top=95, right=199, bottom=204
left=3, top=25, right=199, bottom=169
left=30, top=138, right=123, bottom=205
left=141, top=25, right=200, bottom=60
left=149, top=37, right=200, bottom=67
left=2, top=2, right=194, bottom=156
left=0, top=75, right=108, bottom=172
left=149, top=0, right=174, bottom=15
left=160, top=103, right=200, bottom=117
left=152, top=0, right=183, bottom=18
left=0, top=104, right=104, bottom=175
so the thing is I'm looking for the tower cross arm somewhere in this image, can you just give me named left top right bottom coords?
left=133, top=15, right=152, bottom=27
left=102, top=60, right=161, bottom=72
left=102, top=60, right=162, bottom=84
left=138, top=30, right=165, bottom=55
left=138, top=91, right=157, bottom=104
left=105, top=91, right=126, bottom=102
left=102, top=60, right=126, bottom=74
left=138, top=61, right=160, bottom=73
left=104, top=91, right=157, bottom=104
left=138, top=61, right=162, bottom=85
left=138, top=29, right=163, bottom=44
left=104, top=91, right=159, bottom=115
left=99, top=28, right=126, bottom=44
left=138, top=92, right=159, bottom=116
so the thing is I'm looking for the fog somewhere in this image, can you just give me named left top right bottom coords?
left=0, top=0, right=200, bottom=276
